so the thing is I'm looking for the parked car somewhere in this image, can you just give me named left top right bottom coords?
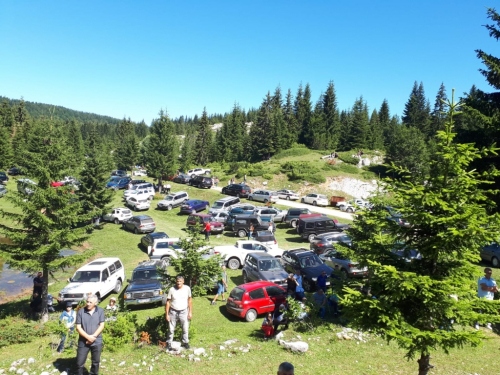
left=157, top=191, right=189, bottom=211
left=173, top=174, right=191, bottom=184
left=180, top=199, right=210, bottom=214
left=297, top=216, right=349, bottom=242
left=276, top=189, right=300, bottom=201
left=189, top=175, right=213, bottom=189
left=301, top=193, right=329, bottom=207
left=210, top=211, right=230, bottom=225
left=253, top=207, right=287, bottom=223
left=123, top=183, right=154, bottom=200
left=280, top=249, right=333, bottom=292
left=319, top=248, right=368, bottom=278
left=122, top=215, right=156, bottom=234
left=125, top=196, right=151, bottom=211
left=111, top=170, right=128, bottom=177
left=0, top=185, right=7, bottom=198
left=140, top=232, right=169, bottom=250
left=310, top=232, right=352, bottom=254
left=102, top=207, right=133, bottom=224
left=480, top=242, right=500, bottom=267
left=242, top=253, right=288, bottom=287
left=133, top=170, right=147, bottom=177
left=232, top=214, right=269, bottom=238
left=107, top=176, right=132, bottom=190
left=130, top=179, right=147, bottom=186
left=221, top=184, right=252, bottom=198
left=186, top=213, right=224, bottom=234
left=187, top=168, right=211, bottom=176
left=248, top=190, right=278, bottom=204
left=252, top=231, right=279, bottom=252
left=340, top=199, right=372, bottom=213
left=225, top=205, right=257, bottom=230
left=149, top=239, right=183, bottom=262
left=208, top=196, right=241, bottom=214
left=382, top=206, right=410, bottom=227
left=17, top=178, right=37, bottom=195
left=58, top=258, right=125, bottom=305
left=226, top=281, right=287, bottom=322
left=214, top=240, right=277, bottom=270
left=284, top=208, right=312, bottom=228
left=0, top=172, right=9, bottom=185
left=8, top=167, right=23, bottom=176
left=338, top=199, right=367, bottom=212
left=123, top=260, right=168, bottom=306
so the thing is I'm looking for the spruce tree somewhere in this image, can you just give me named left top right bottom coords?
left=402, top=81, right=431, bottom=137
left=323, top=81, right=340, bottom=150
left=347, top=97, right=369, bottom=150
left=430, top=83, right=448, bottom=135
left=0, top=124, right=13, bottom=169
left=271, top=87, right=287, bottom=153
left=294, top=84, right=305, bottom=141
left=144, top=110, right=179, bottom=186
left=114, top=118, right=139, bottom=171
left=368, top=109, right=384, bottom=150
left=179, top=128, right=195, bottom=171
left=249, top=93, right=274, bottom=159
left=283, top=89, right=299, bottom=147
left=0, top=99, right=15, bottom=130
left=339, top=109, right=352, bottom=150
left=66, top=120, right=85, bottom=171
left=379, top=99, right=393, bottom=147
left=0, top=119, right=93, bottom=322
left=194, top=108, right=213, bottom=166
left=307, top=95, right=326, bottom=149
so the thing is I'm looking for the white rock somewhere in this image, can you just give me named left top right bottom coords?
left=279, top=340, right=309, bottom=353
left=208, top=357, right=213, bottom=360
left=51, top=370, right=58, bottom=374
left=101, top=359, right=106, bottom=362
left=110, top=359, right=114, bottom=362
left=193, top=348, right=205, bottom=356
left=219, top=346, right=225, bottom=350
left=274, top=332, right=284, bottom=341
left=40, top=372, right=50, bottom=375
left=296, top=335, right=301, bottom=339
left=149, top=366, right=153, bottom=372
left=194, top=358, right=201, bottom=362
left=223, top=339, right=238, bottom=345
left=22, top=372, right=29, bottom=375
left=143, top=355, right=147, bottom=359
left=227, top=354, right=232, bottom=358
left=133, top=364, right=140, bottom=367
left=9, top=369, right=16, bottom=374
left=242, top=349, right=249, bottom=353
left=170, top=341, right=182, bottom=350
left=118, top=362, right=125, bottom=367
left=16, top=370, right=24, bottom=375
left=180, top=355, right=186, bottom=358
left=27, top=359, right=35, bottom=365
left=142, top=362, right=147, bottom=366
left=1, top=370, right=6, bottom=374
left=45, top=366, right=51, bottom=370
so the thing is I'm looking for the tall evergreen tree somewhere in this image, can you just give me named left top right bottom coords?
left=430, top=83, right=448, bottom=135
left=307, top=95, right=327, bottom=149
left=194, top=108, right=213, bottom=166
left=283, top=89, right=299, bottom=147
left=114, top=118, right=139, bottom=171
left=66, top=120, right=85, bottom=171
left=379, top=99, right=393, bottom=147
left=271, top=87, right=287, bottom=153
left=0, top=99, right=15, bottom=130
left=179, top=128, right=195, bottom=171
left=144, top=110, right=179, bottom=186
left=339, top=109, right=352, bottom=150
left=323, top=81, right=340, bottom=150
left=402, top=81, right=431, bottom=137
left=0, top=124, right=13, bottom=169
left=249, top=93, right=274, bottom=159
left=368, top=109, right=384, bottom=150
left=347, top=97, right=369, bottom=150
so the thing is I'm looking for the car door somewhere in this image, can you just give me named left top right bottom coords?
left=323, top=249, right=340, bottom=270
left=265, top=285, right=286, bottom=307
left=246, top=256, right=258, bottom=281
left=100, top=268, right=114, bottom=295
left=248, top=288, right=271, bottom=313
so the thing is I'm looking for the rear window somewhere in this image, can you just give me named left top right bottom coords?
left=256, top=234, right=275, bottom=242
left=319, top=195, right=327, bottom=199
left=230, top=287, right=245, bottom=301
left=123, top=209, right=131, bottom=214
left=212, top=202, right=224, bottom=208
left=138, top=199, right=148, bottom=203
left=142, top=218, right=154, bottom=224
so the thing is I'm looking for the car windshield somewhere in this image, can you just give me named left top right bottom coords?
left=258, top=259, right=282, bottom=271
left=299, top=255, right=323, bottom=268
left=132, top=269, right=160, bottom=280
left=72, top=270, right=101, bottom=282
left=163, top=196, right=174, bottom=201
left=203, top=217, right=215, bottom=223
left=211, top=202, right=224, bottom=208
left=108, top=177, right=120, bottom=182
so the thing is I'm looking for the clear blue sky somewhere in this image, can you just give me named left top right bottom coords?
left=0, top=1, right=497, bottom=125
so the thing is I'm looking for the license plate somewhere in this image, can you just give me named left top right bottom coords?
left=138, top=298, right=151, bottom=303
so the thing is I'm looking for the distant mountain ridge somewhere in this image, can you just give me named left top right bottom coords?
left=0, top=96, right=122, bottom=124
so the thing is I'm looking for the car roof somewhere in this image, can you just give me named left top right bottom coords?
left=316, top=232, right=347, bottom=238
left=234, top=214, right=259, bottom=219
left=134, top=260, right=165, bottom=270
left=216, top=196, right=240, bottom=202
left=286, top=248, right=313, bottom=256
left=300, top=216, right=333, bottom=222
left=79, top=258, right=121, bottom=270
left=246, top=252, right=276, bottom=260
left=148, top=232, right=167, bottom=238
left=237, top=281, right=285, bottom=292
left=135, top=215, right=153, bottom=220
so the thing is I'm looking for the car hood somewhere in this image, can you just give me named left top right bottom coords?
left=60, top=282, right=99, bottom=294
left=258, top=270, right=289, bottom=281
left=126, top=279, right=162, bottom=292
left=301, top=264, right=334, bottom=278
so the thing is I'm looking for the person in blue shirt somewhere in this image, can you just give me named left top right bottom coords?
left=316, top=271, right=328, bottom=292
left=57, top=302, right=76, bottom=353
left=294, top=270, right=305, bottom=300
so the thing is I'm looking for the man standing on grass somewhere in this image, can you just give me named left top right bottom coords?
left=76, top=295, right=105, bottom=375
left=476, top=267, right=498, bottom=330
left=165, top=275, right=192, bottom=350
left=204, top=221, right=211, bottom=241
left=211, top=265, right=228, bottom=305
left=277, top=362, right=294, bottom=375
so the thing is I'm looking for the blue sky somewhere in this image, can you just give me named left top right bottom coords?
left=0, top=1, right=497, bottom=125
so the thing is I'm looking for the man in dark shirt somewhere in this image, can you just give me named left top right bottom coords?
left=317, top=271, right=328, bottom=292
left=33, top=271, right=43, bottom=295
left=76, top=295, right=105, bottom=375
left=285, top=273, right=297, bottom=298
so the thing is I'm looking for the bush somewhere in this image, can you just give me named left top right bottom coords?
left=138, top=314, right=198, bottom=344
left=338, top=152, right=359, bottom=165
left=273, top=144, right=311, bottom=159
left=262, top=174, right=273, bottom=180
left=102, top=312, right=138, bottom=352
left=303, top=174, right=325, bottom=184
left=338, top=164, right=360, bottom=174
left=0, top=316, right=48, bottom=347
left=281, top=161, right=321, bottom=182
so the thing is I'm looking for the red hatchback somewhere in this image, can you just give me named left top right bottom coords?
left=226, top=281, right=287, bottom=322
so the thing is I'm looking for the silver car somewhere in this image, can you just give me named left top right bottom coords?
left=211, top=211, right=230, bottom=225
left=276, top=189, right=300, bottom=201
left=253, top=207, right=288, bottom=223
left=480, top=242, right=500, bottom=267
left=319, top=248, right=368, bottom=278
left=242, top=252, right=288, bottom=287
left=248, top=190, right=278, bottom=204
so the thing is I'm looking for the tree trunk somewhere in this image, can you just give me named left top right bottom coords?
left=40, top=268, right=49, bottom=323
left=417, top=353, right=433, bottom=375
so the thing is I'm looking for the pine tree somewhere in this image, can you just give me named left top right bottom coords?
left=144, top=110, right=179, bottom=186
left=179, top=128, right=195, bottom=171
left=0, top=99, right=15, bottom=130
left=323, top=81, right=340, bottom=150
left=114, top=118, right=139, bottom=171
left=347, top=97, right=369, bottom=150
left=0, top=124, right=13, bottom=169
left=0, top=119, right=94, bottom=322
left=66, top=120, right=85, bottom=171
left=368, top=109, right=384, bottom=150
left=249, top=93, right=274, bottom=159
left=271, top=87, right=287, bottom=153
left=11, top=99, right=32, bottom=166
left=430, top=83, right=448, bottom=135
left=339, top=92, right=500, bottom=375
left=402, top=82, right=431, bottom=137
left=307, top=95, right=327, bottom=149
left=295, top=83, right=312, bottom=144
left=339, top=109, right=352, bottom=150
left=379, top=99, right=393, bottom=147
left=194, top=108, right=213, bottom=166
left=283, top=89, right=298, bottom=147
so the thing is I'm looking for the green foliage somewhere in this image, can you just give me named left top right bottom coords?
left=194, top=108, right=213, bottom=166
left=272, top=144, right=311, bottom=159
left=138, top=313, right=197, bottom=344
left=284, top=296, right=324, bottom=333
left=339, top=91, right=500, bottom=374
left=102, top=312, right=138, bottom=352
left=0, top=317, right=44, bottom=347
left=337, top=164, right=360, bottom=174
left=262, top=174, right=273, bottom=181
left=338, top=152, right=359, bottom=165
left=114, top=118, right=139, bottom=171
left=402, top=81, right=431, bottom=138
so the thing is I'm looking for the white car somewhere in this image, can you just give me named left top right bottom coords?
left=211, top=211, right=230, bottom=225
left=248, top=190, right=278, bottom=204
left=253, top=207, right=288, bottom=223
left=276, top=189, right=300, bottom=201
left=123, top=184, right=154, bottom=200
left=133, top=170, right=147, bottom=176
left=58, top=258, right=125, bottom=305
left=125, top=196, right=151, bottom=211
left=213, top=240, right=283, bottom=270
left=339, top=199, right=368, bottom=212
left=301, top=193, right=329, bottom=207
left=102, top=207, right=133, bottom=224
left=148, top=238, right=183, bottom=262
left=187, top=168, right=211, bottom=176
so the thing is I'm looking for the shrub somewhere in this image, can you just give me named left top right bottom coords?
left=0, top=316, right=48, bottom=347
left=262, top=174, right=273, bottom=180
left=273, top=144, right=311, bottom=159
left=281, top=161, right=320, bottom=182
left=338, top=164, right=360, bottom=174
left=138, top=314, right=198, bottom=344
left=338, top=152, right=359, bottom=165
left=102, top=312, right=138, bottom=352
left=304, top=174, right=326, bottom=184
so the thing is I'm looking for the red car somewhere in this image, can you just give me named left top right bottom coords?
left=186, top=213, right=224, bottom=233
left=226, top=281, right=287, bottom=322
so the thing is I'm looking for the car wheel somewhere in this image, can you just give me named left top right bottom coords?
left=161, top=256, right=171, bottom=266
left=291, top=220, right=298, bottom=228
left=237, top=229, right=247, bottom=238
left=245, top=308, right=257, bottom=322
left=242, top=272, right=248, bottom=284
left=308, top=234, right=316, bottom=243
left=113, top=280, right=122, bottom=294
left=301, top=198, right=305, bottom=203
left=286, top=196, right=290, bottom=200
left=303, top=278, right=313, bottom=292
left=346, top=207, right=354, bottom=213
left=134, top=228, right=139, bottom=234
left=167, top=205, right=172, bottom=211
left=492, top=257, right=499, bottom=268
left=236, top=193, right=240, bottom=198
left=248, top=196, right=253, bottom=201
left=264, top=199, right=268, bottom=204
left=313, top=201, right=317, bottom=206
left=114, top=218, right=119, bottom=224
left=227, top=258, right=241, bottom=270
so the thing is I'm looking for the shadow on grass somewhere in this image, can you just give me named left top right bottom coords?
left=218, top=305, right=242, bottom=322
left=52, top=357, right=76, bottom=375
left=284, top=237, right=305, bottom=243
left=0, top=297, right=33, bottom=319
left=230, top=274, right=244, bottom=286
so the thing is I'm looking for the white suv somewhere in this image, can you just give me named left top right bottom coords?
left=187, top=168, right=211, bottom=176
left=125, top=195, right=151, bottom=211
left=301, top=193, right=328, bottom=207
left=157, top=191, right=189, bottom=211
left=102, top=207, right=133, bottom=224
left=123, top=183, right=154, bottom=200
left=58, top=258, right=125, bottom=305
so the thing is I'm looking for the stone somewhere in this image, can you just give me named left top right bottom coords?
left=118, top=362, right=126, bottom=367
left=279, top=340, right=309, bottom=353
left=194, top=358, right=200, bottom=362
left=27, top=359, right=35, bottom=365
left=16, top=370, right=24, bottom=375
left=274, top=332, right=284, bottom=341
left=219, top=346, right=225, bottom=350
left=223, top=339, right=238, bottom=345
left=148, top=367, right=153, bottom=372
left=170, top=341, right=182, bottom=350
left=242, top=349, right=249, bottom=353
left=132, top=364, right=140, bottom=367
left=9, top=369, right=16, bottom=374
left=193, top=348, right=205, bottom=356
left=101, top=359, right=106, bottom=362
left=22, top=372, right=29, bottom=375
left=40, top=372, right=50, bottom=375
left=51, top=370, right=58, bottom=374
left=142, top=362, right=147, bottom=366
left=0, top=370, right=5, bottom=374
left=60, top=373, right=67, bottom=375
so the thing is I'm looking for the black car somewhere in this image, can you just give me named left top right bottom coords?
left=189, top=175, right=213, bottom=189
left=232, top=214, right=269, bottom=238
left=173, top=174, right=191, bottom=184
left=7, top=167, right=23, bottom=176
left=123, top=260, right=169, bottom=306
left=296, top=216, right=350, bottom=243
left=310, top=232, right=352, bottom=254
left=0, top=172, right=8, bottom=185
left=280, top=249, right=334, bottom=292
left=221, top=184, right=252, bottom=198
left=140, top=232, right=169, bottom=249
left=284, top=208, right=312, bottom=228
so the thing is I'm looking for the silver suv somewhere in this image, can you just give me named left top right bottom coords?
left=122, top=215, right=156, bottom=234
left=242, top=252, right=288, bottom=287
left=157, top=191, right=189, bottom=211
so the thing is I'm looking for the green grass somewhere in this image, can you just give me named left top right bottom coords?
left=1, top=178, right=499, bottom=374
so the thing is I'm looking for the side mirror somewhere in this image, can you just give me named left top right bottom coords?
left=68, top=278, right=72, bottom=282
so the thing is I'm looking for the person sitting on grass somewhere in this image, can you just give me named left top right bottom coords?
left=273, top=304, right=289, bottom=332
left=262, top=312, right=274, bottom=340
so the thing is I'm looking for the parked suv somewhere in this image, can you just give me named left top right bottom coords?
left=123, top=260, right=168, bottom=306
left=221, top=184, right=252, bottom=198
left=111, top=170, right=128, bottom=177
left=189, top=175, right=213, bottom=189
left=248, top=190, right=278, bottom=204
left=122, top=215, right=156, bottom=234
left=102, top=207, right=133, bottom=224
left=186, top=213, right=224, bottom=233
left=157, top=191, right=189, bottom=211
left=284, top=208, right=312, bottom=228
left=242, top=253, right=288, bottom=287
left=58, top=258, right=125, bottom=305
left=280, top=249, right=333, bottom=292
left=125, top=196, right=151, bottom=211
left=0, top=172, right=9, bottom=185
left=187, top=168, right=211, bottom=176
left=310, top=232, right=352, bottom=254
left=208, top=196, right=241, bottom=214
left=297, top=216, right=349, bottom=242
left=232, top=214, right=269, bottom=238
left=319, top=248, right=368, bottom=278
left=123, top=183, right=154, bottom=200
left=107, top=176, right=132, bottom=190
left=253, top=207, right=287, bottom=223
left=180, top=199, right=209, bottom=214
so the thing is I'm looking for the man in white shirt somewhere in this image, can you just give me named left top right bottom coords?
left=476, top=267, right=498, bottom=330
left=165, top=275, right=192, bottom=350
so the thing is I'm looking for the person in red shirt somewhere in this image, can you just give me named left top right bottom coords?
left=204, top=221, right=211, bottom=241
